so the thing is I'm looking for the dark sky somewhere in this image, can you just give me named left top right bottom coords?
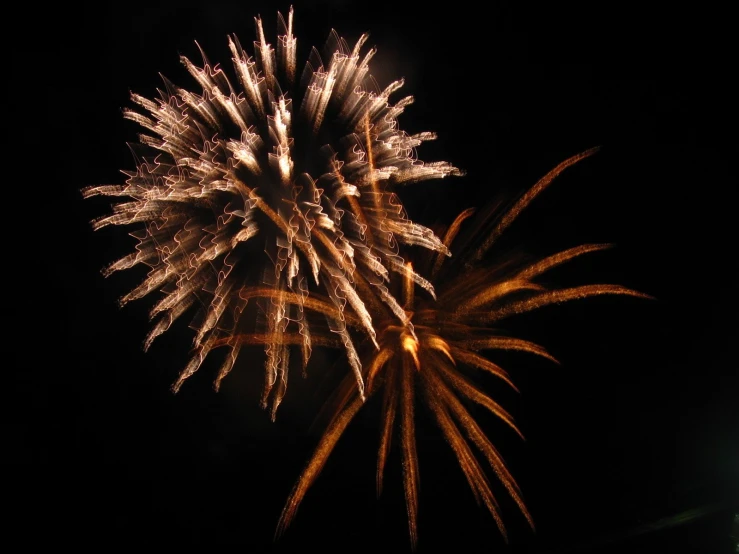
left=11, top=1, right=737, bottom=551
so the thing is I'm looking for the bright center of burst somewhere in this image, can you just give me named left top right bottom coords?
left=401, top=332, right=421, bottom=371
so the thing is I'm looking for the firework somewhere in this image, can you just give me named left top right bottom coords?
left=83, top=8, right=461, bottom=416
left=275, top=149, right=652, bottom=547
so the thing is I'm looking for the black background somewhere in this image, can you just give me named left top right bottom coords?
left=11, top=1, right=737, bottom=551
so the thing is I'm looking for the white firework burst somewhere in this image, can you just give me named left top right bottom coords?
left=83, top=8, right=462, bottom=417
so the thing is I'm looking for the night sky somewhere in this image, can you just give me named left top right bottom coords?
left=12, top=1, right=737, bottom=551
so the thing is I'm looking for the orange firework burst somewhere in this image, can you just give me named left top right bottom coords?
left=275, top=148, right=652, bottom=547
left=83, top=8, right=461, bottom=416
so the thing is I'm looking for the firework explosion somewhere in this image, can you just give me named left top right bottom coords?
left=86, top=7, right=649, bottom=549
left=275, top=149, right=652, bottom=546
left=83, top=8, right=460, bottom=417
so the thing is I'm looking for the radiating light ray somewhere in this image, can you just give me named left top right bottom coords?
left=277, top=150, right=650, bottom=547
left=85, top=8, right=461, bottom=415
left=276, top=394, right=365, bottom=538
left=468, top=147, right=601, bottom=267
left=377, top=361, right=399, bottom=495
